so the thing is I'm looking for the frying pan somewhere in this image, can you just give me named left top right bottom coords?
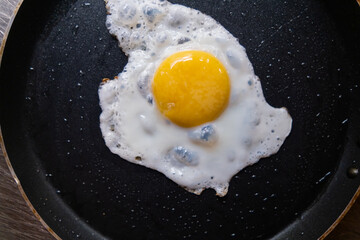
left=1, top=0, right=360, bottom=239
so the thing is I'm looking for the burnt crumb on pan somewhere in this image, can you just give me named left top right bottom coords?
left=102, top=76, right=118, bottom=83
left=104, top=0, right=110, bottom=13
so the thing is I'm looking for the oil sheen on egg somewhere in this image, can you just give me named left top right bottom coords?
left=99, top=0, right=292, bottom=196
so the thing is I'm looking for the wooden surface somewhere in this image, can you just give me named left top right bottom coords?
left=0, top=148, right=55, bottom=240
left=0, top=0, right=360, bottom=239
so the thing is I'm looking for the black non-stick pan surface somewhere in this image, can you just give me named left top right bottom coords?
left=1, top=0, right=360, bottom=239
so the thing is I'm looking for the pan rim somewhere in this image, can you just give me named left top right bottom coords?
left=0, top=0, right=359, bottom=239
left=0, top=0, right=61, bottom=239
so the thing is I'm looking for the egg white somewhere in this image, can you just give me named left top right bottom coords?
left=99, top=0, right=292, bottom=196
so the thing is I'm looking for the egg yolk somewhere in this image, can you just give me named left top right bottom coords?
left=152, top=50, right=231, bottom=128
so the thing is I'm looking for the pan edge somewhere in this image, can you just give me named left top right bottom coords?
left=0, top=0, right=62, bottom=239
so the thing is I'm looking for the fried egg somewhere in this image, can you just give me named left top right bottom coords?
left=99, top=0, right=292, bottom=196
